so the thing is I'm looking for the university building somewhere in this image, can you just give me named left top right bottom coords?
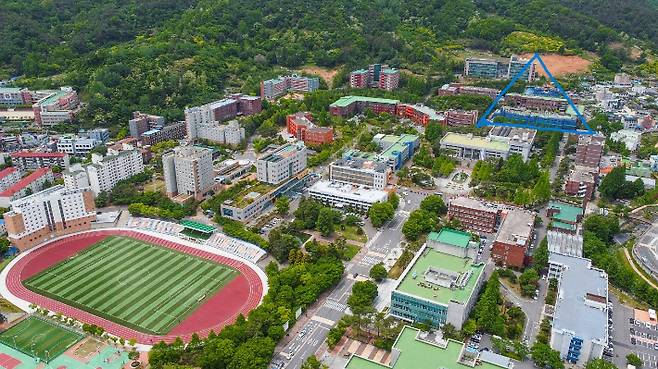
left=162, top=146, right=214, bottom=200
left=491, top=210, right=534, bottom=268
left=256, top=142, right=307, bottom=185
left=448, top=197, right=499, bottom=234
left=286, top=112, right=334, bottom=145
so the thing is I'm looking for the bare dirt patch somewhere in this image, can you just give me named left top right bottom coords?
left=520, top=53, right=593, bottom=76
left=298, top=66, right=339, bottom=87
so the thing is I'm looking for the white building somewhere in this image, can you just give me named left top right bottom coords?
left=549, top=253, right=608, bottom=366
left=0, top=168, right=54, bottom=208
left=547, top=230, right=583, bottom=257
left=0, top=167, right=21, bottom=193
left=186, top=116, right=246, bottom=146
left=610, top=129, right=642, bottom=152
left=329, top=157, right=391, bottom=190
left=56, top=135, right=102, bottom=156
left=162, top=146, right=214, bottom=200
left=63, top=144, right=145, bottom=195
left=3, top=185, right=96, bottom=250
left=488, top=126, right=536, bottom=161
left=256, top=142, right=307, bottom=184
left=308, top=180, right=388, bottom=212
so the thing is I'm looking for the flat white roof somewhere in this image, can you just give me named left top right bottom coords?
left=309, top=180, right=388, bottom=204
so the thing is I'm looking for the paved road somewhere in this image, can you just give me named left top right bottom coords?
left=272, top=191, right=426, bottom=369
left=499, top=278, right=547, bottom=344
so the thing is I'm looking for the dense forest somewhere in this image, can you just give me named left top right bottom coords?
left=2, top=0, right=658, bottom=131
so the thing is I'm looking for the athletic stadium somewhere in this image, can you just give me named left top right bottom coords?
left=0, top=228, right=267, bottom=346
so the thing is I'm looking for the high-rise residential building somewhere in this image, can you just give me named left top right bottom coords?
left=464, top=55, right=536, bottom=82
left=349, top=69, right=369, bottom=88
left=187, top=117, right=245, bottom=146
left=63, top=144, right=145, bottom=195
left=129, top=111, right=166, bottom=138
left=575, top=134, right=605, bottom=168
left=260, top=75, right=320, bottom=100
left=0, top=168, right=55, bottom=207
left=491, top=210, right=534, bottom=268
left=3, top=185, right=96, bottom=250
left=0, top=167, right=21, bottom=193
left=286, top=112, right=334, bottom=145
left=549, top=253, right=608, bottom=365
left=367, top=63, right=388, bottom=87
left=329, top=157, right=391, bottom=190
left=256, top=142, right=307, bottom=184
left=185, top=95, right=261, bottom=143
left=448, top=197, right=500, bottom=234
left=32, top=87, right=80, bottom=126
left=56, top=135, right=102, bottom=156
left=378, top=68, right=400, bottom=91
left=162, top=146, right=214, bottom=200
left=9, top=151, right=70, bottom=170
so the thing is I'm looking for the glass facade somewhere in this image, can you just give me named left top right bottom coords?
left=390, top=291, right=448, bottom=327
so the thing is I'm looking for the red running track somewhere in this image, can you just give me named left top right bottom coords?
left=5, top=229, right=264, bottom=345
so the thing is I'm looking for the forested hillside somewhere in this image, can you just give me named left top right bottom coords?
left=2, top=0, right=657, bottom=131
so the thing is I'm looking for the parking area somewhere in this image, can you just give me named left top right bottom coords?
left=610, top=294, right=658, bottom=368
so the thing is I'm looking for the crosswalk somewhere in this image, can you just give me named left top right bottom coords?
left=323, top=299, right=347, bottom=312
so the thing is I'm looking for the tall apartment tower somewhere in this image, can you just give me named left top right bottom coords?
left=162, top=146, right=214, bottom=200
left=349, top=69, right=369, bottom=88
left=378, top=68, right=400, bottom=91
left=3, top=185, right=96, bottom=250
left=575, top=135, right=605, bottom=168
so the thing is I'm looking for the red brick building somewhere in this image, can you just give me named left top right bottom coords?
left=575, top=135, right=605, bottom=168
left=444, top=110, right=478, bottom=127
left=564, top=166, right=597, bottom=202
left=491, top=210, right=534, bottom=268
left=396, top=104, right=444, bottom=126
left=448, top=197, right=499, bottom=234
left=286, top=112, right=334, bottom=145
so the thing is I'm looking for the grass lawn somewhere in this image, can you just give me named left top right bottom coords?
left=143, top=179, right=165, bottom=192
left=343, top=244, right=360, bottom=261
left=0, top=316, right=83, bottom=362
left=0, top=256, right=15, bottom=272
left=339, top=226, right=367, bottom=244
left=24, top=236, right=239, bottom=335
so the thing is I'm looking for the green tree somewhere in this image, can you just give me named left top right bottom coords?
left=268, top=227, right=300, bottom=263
left=95, top=191, right=109, bottom=208
left=368, top=202, right=394, bottom=228
left=301, top=356, right=328, bottom=369
left=462, top=319, right=477, bottom=337
left=532, top=171, right=551, bottom=204
left=0, top=237, right=10, bottom=257
left=519, top=268, right=540, bottom=297
left=197, top=338, right=235, bottom=369
left=369, top=263, right=388, bottom=282
left=425, top=122, right=444, bottom=142
left=275, top=196, right=290, bottom=216
left=533, top=237, right=549, bottom=271
left=402, top=209, right=437, bottom=241
left=586, top=359, right=618, bottom=369
left=531, top=343, right=564, bottom=369
left=316, top=207, right=336, bottom=236
left=627, top=353, right=643, bottom=368
left=420, top=195, right=447, bottom=215
left=474, top=271, right=505, bottom=336
left=388, top=192, right=400, bottom=210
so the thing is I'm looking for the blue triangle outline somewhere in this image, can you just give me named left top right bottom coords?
left=476, top=53, right=594, bottom=135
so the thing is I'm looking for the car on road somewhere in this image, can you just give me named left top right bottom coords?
left=298, top=329, right=307, bottom=338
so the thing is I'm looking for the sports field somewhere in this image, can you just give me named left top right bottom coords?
left=24, top=236, right=239, bottom=335
left=0, top=316, right=83, bottom=362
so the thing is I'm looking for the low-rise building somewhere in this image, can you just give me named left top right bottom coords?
left=3, top=185, right=96, bottom=250
left=308, top=181, right=388, bottom=212
left=260, top=74, right=320, bottom=100
left=188, top=119, right=246, bottom=146
left=448, top=197, right=499, bottom=234
left=329, top=96, right=399, bottom=117
left=547, top=230, right=583, bottom=257
left=565, top=166, right=597, bottom=201
left=464, top=55, right=536, bottom=82
left=0, top=168, right=55, bottom=208
left=32, top=87, right=80, bottom=126
left=56, top=135, right=102, bottom=156
left=256, top=142, right=307, bottom=184
left=184, top=94, right=262, bottom=135
left=549, top=253, right=608, bottom=366
left=9, top=151, right=70, bottom=170
left=440, top=133, right=511, bottom=161
left=390, top=243, right=485, bottom=329
left=437, top=83, right=500, bottom=99
left=0, top=167, right=21, bottom=193
left=162, top=146, right=214, bottom=200
left=372, top=134, right=420, bottom=170
left=547, top=201, right=583, bottom=234
left=286, top=112, right=334, bottom=145
left=396, top=104, right=444, bottom=126
left=610, top=129, right=642, bottom=152
left=329, top=157, right=391, bottom=190
left=444, top=110, right=479, bottom=127
left=488, top=126, right=536, bottom=161
left=427, top=228, right=477, bottom=259
left=220, top=181, right=278, bottom=222
left=505, top=93, right=569, bottom=112
left=83, top=128, right=110, bottom=143
left=491, top=210, right=534, bottom=268
left=0, top=87, right=31, bottom=107
left=129, top=111, right=165, bottom=138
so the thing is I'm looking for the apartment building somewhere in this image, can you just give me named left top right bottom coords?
left=162, top=146, right=214, bottom=200
left=140, top=121, right=186, bottom=146
left=464, top=55, right=536, bottom=82
left=256, top=142, right=307, bottom=184
left=3, top=185, right=96, bottom=250
left=32, top=87, right=80, bottom=126
left=329, top=96, right=399, bottom=117
left=260, top=74, right=320, bottom=100
left=378, top=68, right=400, bottom=91
left=308, top=180, right=388, bottom=212
left=576, top=134, right=605, bottom=168
left=349, top=69, right=369, bottom=88
left=448, top=197, right=499, bottom=234
left=286, top=112, right=334, bottom=145
left=349, top=64, right=399, bottom=91
left=549, top=253, right=608, bottom=366
left=0, top=168, right=55, bottom=208
left=187, top=117, right=245, bottom=146
left=330, top=157, right=391, bottom=190
left=56, top=135, right=102, bottom=156
left=184, top=93, right=261, bottom=131
left=10, top=151, right=70, bottom=170
left=129, top=111, right=166, bottom=138
left=491, top=210, right=534, bottom=268
left=63, top=144, right=145, bottom=195
left=0, top=167, right=21, bottom=193
left=565, top=166, right=597, bottom=201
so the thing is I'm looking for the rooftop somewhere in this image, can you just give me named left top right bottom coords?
left=332, top=157, right=389, bottom=173
left=330, top=95, right=400, bottom=108
left=309, top=181, right=388, bottom=204
left=0, top=167, right=18, bottom=180
left=179, top=220, right=216, bottom=234
left=404, top=104, right=444, bottom=121
left=10, top=151, right=66, bottom=158
left=440, top=132, right=510, bottom=152
left=38, top=89, right=70, bottom=107
left=548, top=201, right=583, bottom=223
left=224, top=181, right=275, bottom=209
left=395, top=246, right=484, bottom=305
left=450, top=197, right=497, bottom=213
left=0, top=168, right=51, bottom=197
left=550, top=253, right=608, bottom=344
left=260, top=142, right=305, bottom=163
left=496, top=210, right=533, bottom=245
left=345, top=326, right=509, bottom=369
left=428, top=228, right=472, bottom=249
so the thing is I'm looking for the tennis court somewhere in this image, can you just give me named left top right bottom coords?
left=0, top=317, right=83, bottom=362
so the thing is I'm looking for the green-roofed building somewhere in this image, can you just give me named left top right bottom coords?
left=345, top=326, right=513, bottom=369
left=547, top=201, right=583, bottom=234
left=390, top=243, right=485, bottom=329
left=427, top=228, right=477, bottom=259
left=179, top=219, right=217, bottom=240
left=329, top=95, right=399, bottom=118
left=440, top=132, right=511, bottom=161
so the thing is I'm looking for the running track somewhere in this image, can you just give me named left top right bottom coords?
left=4, top=230, right=264, bottom=345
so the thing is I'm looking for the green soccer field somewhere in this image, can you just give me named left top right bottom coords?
left=0, top=316, right=84, bottom=362
left=24, top=236, right=239, bottom=335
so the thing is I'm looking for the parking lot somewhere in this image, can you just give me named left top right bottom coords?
left=610, top=294, right=658, bottom=368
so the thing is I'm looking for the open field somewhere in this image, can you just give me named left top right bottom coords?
left=298, top=66, right=339, bottom=87
left=24, top=236, right=239, bottom=335
left=0, top=317, right=83, bottom=362
left=520, top=53, right=593, bottom=76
